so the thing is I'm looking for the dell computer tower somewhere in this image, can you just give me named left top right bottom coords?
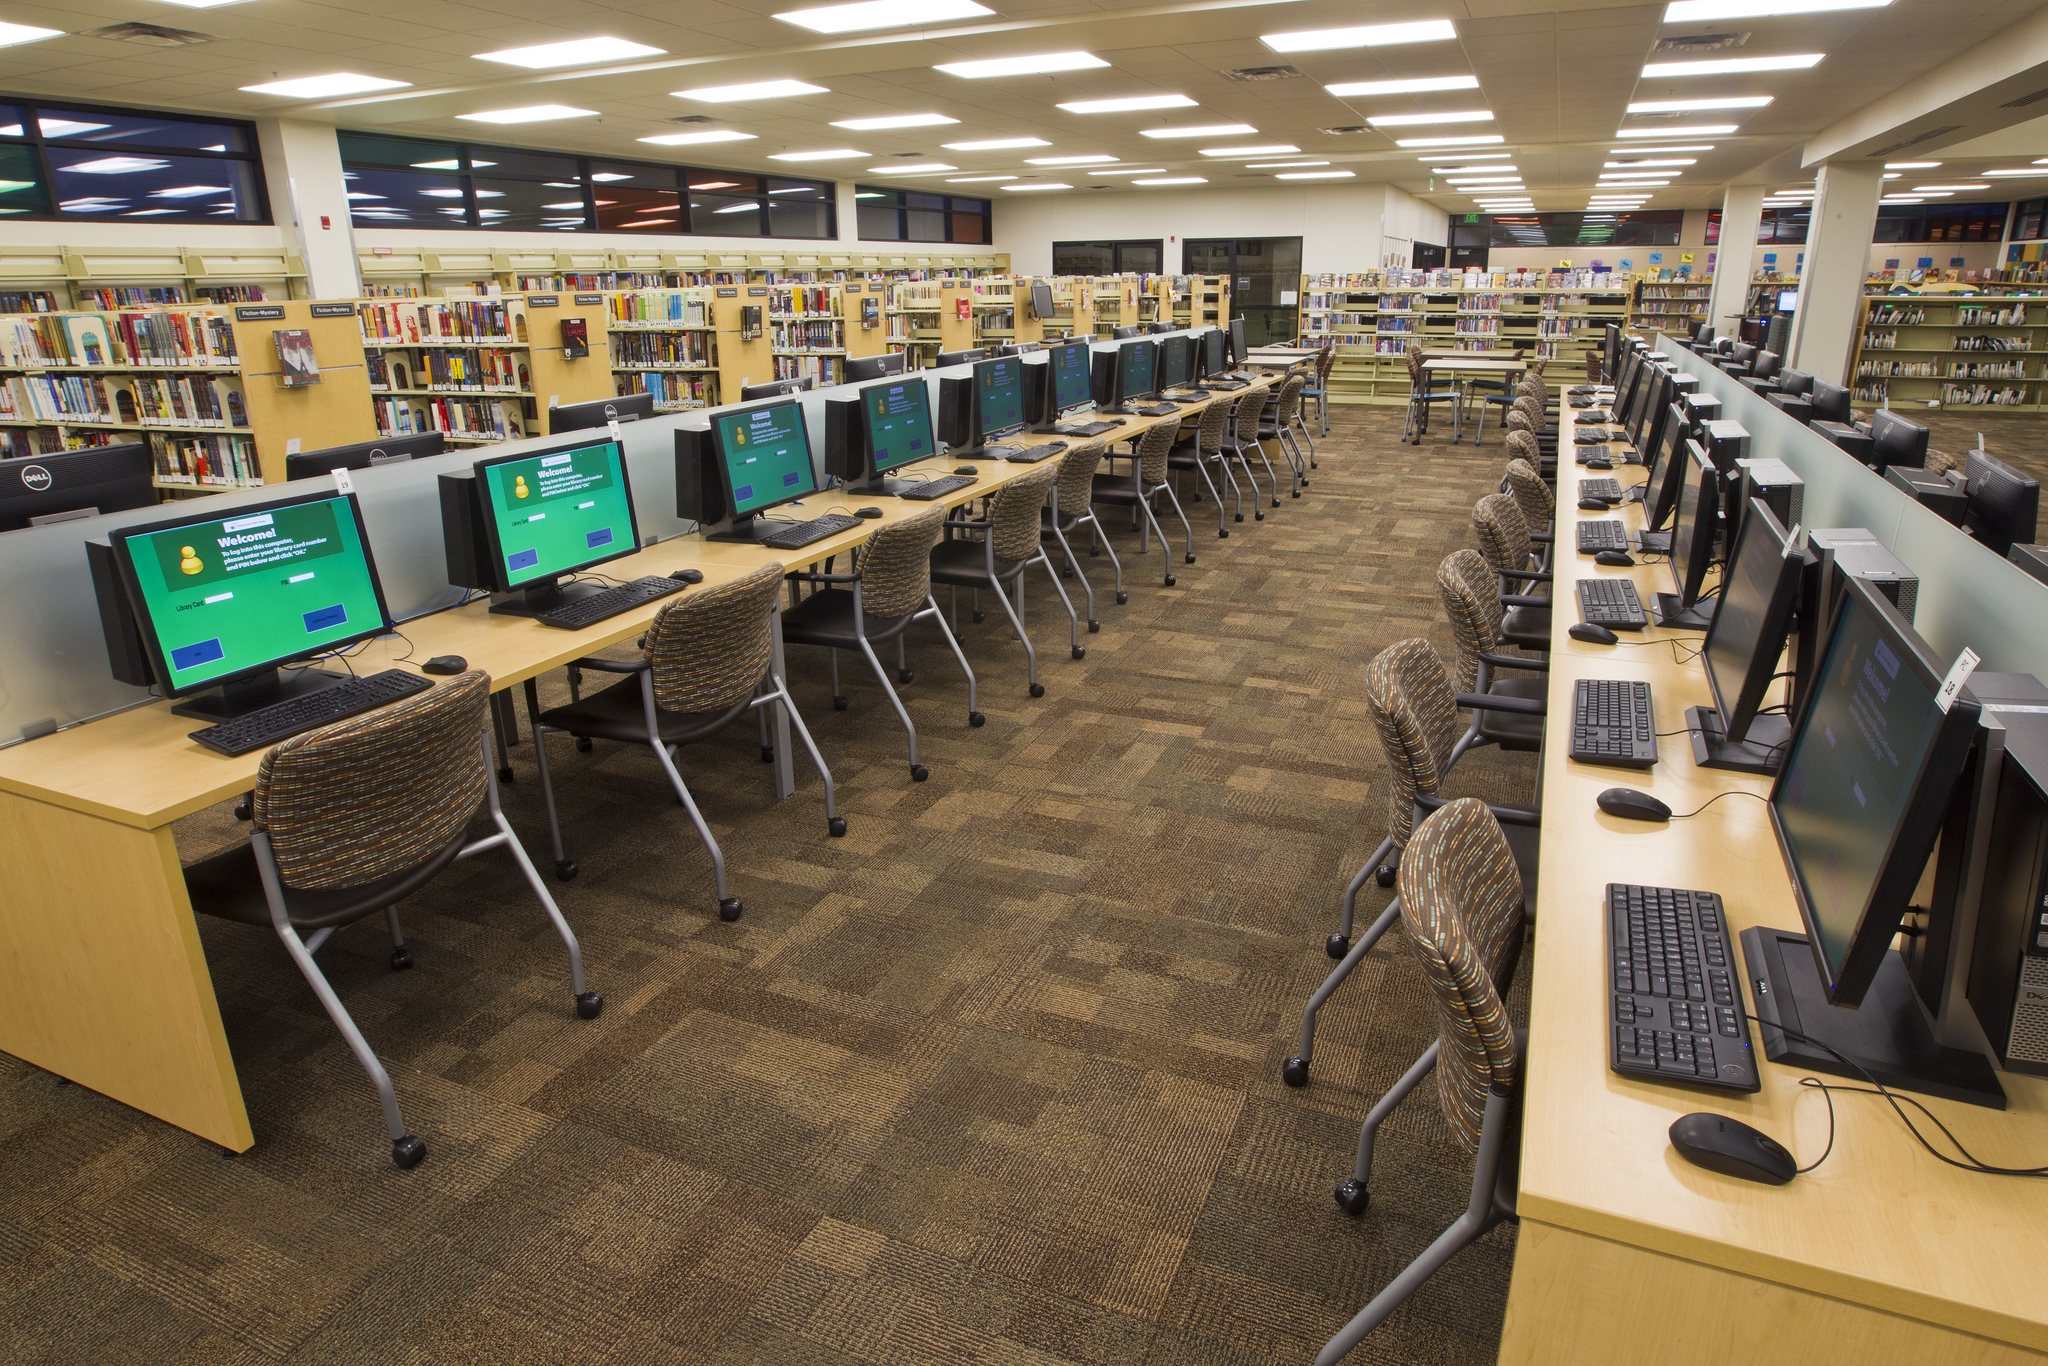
left=84, top=535, right=155, bottom=688
left=1967, top=700, right=2048, bottom=1077
left=437, top=470, right=496, bottom=592
left=936, top=374, right=975, bottom=449
left=823, top=395, right=867, bottom=485
left=1739, top=458, right=1805, bottom=534
left=674, top=427, right=727, bottom=526
left=1809, top=527, right=1919, bottom=623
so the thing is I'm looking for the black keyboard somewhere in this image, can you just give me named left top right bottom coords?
left=535, top=575, right=691, bottom=629
left=758, top=512, right=866, bottom=551
left=1131, top=402, right=1180, bottom=417
left=1577, top=519, right=1628, bottom=554
left=1054, top=420, right=1120, bottom=437
left=1571, top=679, right=1657, bottom=768
left=1579, top=409, right=1612, bottom=423
left=1581, top=477, right=1622, bottom=503
left=189, top=669, right=433, bottom=756
left=1607, top=884, right=1760, bottom=1092
left=1576, top=577, right=1649, bottom=629
left=1000, top=441, right=1068, bottom=464
left=1574, top=430, right=1619, bottom=445
left=1205, top=378, right=1250, bottom=390
left=898, top=474, right=977, bottom=501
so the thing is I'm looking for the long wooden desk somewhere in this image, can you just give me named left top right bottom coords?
left=1498, top=400, right=2048, bottom=1360
left=0, top=379, right=1269, bottom=1151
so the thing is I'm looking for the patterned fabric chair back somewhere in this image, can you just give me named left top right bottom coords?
left=1512, top=393, right=1545, bottom=426
left=1053, top=440, right=1107, bottom=517
left=1132, top=421, right=1176, bottom=483
left=1274, top=373, right=1304, bottom=425
left=1314, top=343, right=1337, bottom=384
left=858, top=505, right=945, bottom=618
left=1471, top=492, right=1537, bottom=578
left=1405, top=349, right=1425, bottom=389
left=1516, top=376, right=1546, bottom=401
left=1235, top=385, right=1274, bottom=433
left=1196, top=394, right=1232, bottom=452
left=1527, top=357, right=1546, bottom=377
left=1504, top=428, right=1541, bottom=468
left=1435, top=549, right=1505, bottom=694
left=646, top=561, right=782, bottom=715
left=1927, top=447, right=1962, bottom=479
left=1363, top=638, right=1463, bottom=853
left=255, top=670, right=491, bottom=889
left=1502, top=458, right=1554, bottom=528
left=1398, top=796, right=1526, bottom=1154
left=1504, top=409, right=1537, bottom=439
left=988, top=462, right=1060, bottom=561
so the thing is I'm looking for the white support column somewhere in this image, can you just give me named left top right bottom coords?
left=254, top=119, right=359, bottom=300
left=1786, top=161, right=1884, bottom=386
left=1705, top=186, right=1764, bottom=344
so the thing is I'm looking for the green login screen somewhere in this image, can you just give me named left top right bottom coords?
left=479, top=440, right=636, bottom=587
left=119, top=495, right=387, bottom=691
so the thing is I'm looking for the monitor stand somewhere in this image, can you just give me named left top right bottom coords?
left=1650, top=592, right=1714, bottom=630
left=489, top=576, right=612, bottom=618
left=1739, top=927, right=2005, bottom=1109
left=1634, top=528, right=1673, bottom=555
left=170, top=665, right=349, bottom=722
left=1686, top=706, right=1790, bottom=774
left=707, top=515, right=796, bottom=545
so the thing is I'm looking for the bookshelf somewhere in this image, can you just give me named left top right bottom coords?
left=0, top=244, right=309, bottom=315
left=769, top=283, right=847, bottom=387
left=1631, top=280, right=1712, bottom=333
left=358, top=292, right=612, bottom=444
left=605, top=286, right=719, bottom=413
left=1848, top=293, right=2046, bottom=411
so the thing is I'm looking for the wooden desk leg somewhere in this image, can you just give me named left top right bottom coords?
left=0, top=791, right=253, bottom=1152
left=769, top=603, right=794, bottom=799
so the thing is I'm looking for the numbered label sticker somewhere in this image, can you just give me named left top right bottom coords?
left=1936, top=646, right=1981, bottom=714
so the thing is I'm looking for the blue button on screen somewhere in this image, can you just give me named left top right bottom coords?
left=586, top=527, right=614, bottom=550
left=170, top=638, right=225, bottom=672
left=507, top=547, right=539, bottom=573
left=734, top=483, right=754, bottom=502
left=303, top=603, right=349, bottom=633
left=782, top=471, right=801, bottom=488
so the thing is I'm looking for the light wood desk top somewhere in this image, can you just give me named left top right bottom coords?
left=1516, top=399, right=2048, bottom=1350
left=1422, top=357, right=1524, bottom=374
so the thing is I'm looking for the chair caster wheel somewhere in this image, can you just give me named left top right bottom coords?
left=1324, top=933, right=1349, bottom=960
left=1164, top=574, right=1176, bottom=586
left=1115, top=591, right=1128, bottom=605
left=234, top=798, right=252, bottom=821
left=718, top=897, right=743, bottom=922
left=555, top=860, right=579, bottom=881
left=575, top=991, right=603, bottom=1020
left=1071, top=646, right=1085, bottom=660
left=971, top=611, right=985, bottom=624
left=576, top=736, right=593, bottom=752
left=828, top=816, right=848, bottom=837
left=968, top=712, right=985, bottom=728
left=1375, top=864, right=1396, bottom=888
left=760, top=746, right=774, bottom=763
left=392, top=1135, right=426, bottom=1170
left=497, top=766, right=515, bottom=783
left=898, top=669, right=914, bottom=684
left=1254, top=512, right=1264, bottom=522
left=1292, top=491, right=1302, bottom=499
left=390, top=947, right=413, bottom=972
left=1272, top=498, right=1281, bottom=508
left=911, top=764, right=931, bottom=781
left=1234, top=513, right=1244, bottom=523
left=1219, top=529, right=1229, bottom=538
left=1087, top=620, right=1100, bottom=633
left=1184, top=553, right=1196, bottom=564
left=833, top=695, right=849, bottom=711
left=1281, top=1056, right=1309, bottom=1088
left=1030, top=683, right=1045, bottom=698
left=1334, top=1179, right=1371, bottom=1217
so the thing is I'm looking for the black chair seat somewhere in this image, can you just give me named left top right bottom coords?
left=929, top=535, right=1026, bottom=588
left=185, top=825, right=472, bottom=933
left=1090, top=471, right=1150, bottom=506
left=780, top=586, right=917, bottom=648
left=536, top=674, right=753, bottom=747
left=1476, top=676, right=1546, bottom=751
left=1501, top=605, right=1551, bottom=650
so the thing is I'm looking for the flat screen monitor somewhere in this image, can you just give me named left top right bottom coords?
left=0, top=442, right=154, bottom=530
left=108, top=489, right=393, bottom=709
left=1030, top=281, right=1055, bottom=319
left=474, top=437, right=640, bottom=593
left=1228, top=317, right=1247, bottom=366
left=1668, top=438, right=1721, bottom=610
left=1963, top=449, right=2040, bottom=555
left=1777, top=289, right=1800, bottom=313
left=1868, top=410, right=1928, bottom=471
left=1626, top=370, right=1671, bottom=454
left=1112, top=324, right=1141, bottom=340
left=1641, top=400, right=1692, bottom=532
left=1701, top=498, right=1804, bottom=746
left=1116, top=339, right=1156, bottom=404
left=741, top=377, right=812, bottom=402
left=1047, top=340, right=1093, bottom=417
left=285, top=432, right=444, bottom=482
left=1202, top=328, right=1226, bottom=379
left=712, top=400, right=818, bottom=521
left=936, top=347, right=987, bottom=368
left=1157, top=334, right=1192, bottom=391
left=1769, top=576, right=1982, bottom=1005
left=862, top=377, right=937, bottom=477
left=550, top=392, right=654, bottom=433
left=1604, top=323, right=1621, bottom=379
left=1809, top=380, right=1852, bottom=426
left=973, top=355, right=1027, bottom=441
left=845, top=351, right=907, bottom=383
left=1610, top=355, right=1646, bottom=429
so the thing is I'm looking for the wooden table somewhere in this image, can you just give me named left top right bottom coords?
left=1497, top=400, right=2048, bottom=1362
left=1421, top=357, right=1526, bottom=442
left=0, top=382, right=1265, bottom=1152
left=1245, top=346, right=1317, bottom=368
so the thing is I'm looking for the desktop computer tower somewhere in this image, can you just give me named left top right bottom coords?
left=437, top=470, right=497, bottom=592
left=936, top=375, right=975, bottom=448
left=2010, top=543, right=2048, bottom=586
left=1766, top=313, right=1791, bottom=356
left=1702, top=419, right=1749, bottom=476
left=674, top=427, right=727, bottom=526
left=84, top=535, right=155, bottom=688
left=823, top=395, right=867, bottom=485
left=1809, top=527, right=1918, bottom=623
left=1738, top=458, right=1804, bottom=532
left=1886, top=466, right=1968, bottom=526
left=1967, top=699, right=2048, bottom=1077
left=1022, top=361, right=1051, bottom=426
left=1671, top=374, right=1700, bottom=396
left=1681, top=392, right=1722, bottom=436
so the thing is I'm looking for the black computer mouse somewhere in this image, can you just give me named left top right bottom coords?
left=1597, top=787, right=1672, bottom=822
left=1568, top=622, right=1618, bottom=645
left=422, top=655, right=466, bottom=676
left=1669, top=1113, right=1797, bottom=1185
left=1578, top=497, right=1610, bottom=511
left=954, top=465, right=978, bottom=475
left=1586, top=457, right=1614, bottom=471
left=671, top=568, right=704, bottom=583
left=1595, top=550, right=1636, bottom=567
left=855, top=507, right=884, bottom=519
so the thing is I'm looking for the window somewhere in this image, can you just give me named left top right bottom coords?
left=854, top=186, right=993, bottom=244
left=1053, top=240, right=1162, bottom=274
left=1455, top=212, right=1682, bottom=247
left=0, top=98, right=266, bottom=223
left=339, top=132, right=836, bottom=237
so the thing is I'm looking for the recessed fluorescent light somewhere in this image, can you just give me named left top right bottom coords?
left=1263, top=19, right=1457, bottom=52
left=1141, top=124, right=1258, bottom=138
left=1250, top=160, right=1329, bottom=169
left=1086, top=167, right=1166, bottom=175
left=1914, top=183, right=1989, bottom=191
left=869, top=162, right=955, bottom=172
left=946, top=174, right=1016, bottom=182
left=458, top=105, right=597, bottom=124
left=1904, top=191, right=1952, bottom=197
left=675, top=79, right=828, bottom=102
left=1027, top=154, right=1117, bottom=165
left=1981, top=169, right=2047, bottom=177
left=638, top=130, right=757, bottom=146
left=1278, top=170, right=1356, bottom=180
left=1882, top=172, right=1901, bottom=179
left=1418, top=151, right=1510, bottom=161
left=241, top=73, right=410, bottom=98
left=1397, top=135, right=1505, bottom=147
left=1605, top=159, right=1695, bottom=168
left=943, top=137, right=1050, bottom=151
left=1134, top=177, right=1207, bottom=185
left=1665, top=0, right=1887, bottom=18
left=1436, top=164, right=1517, bottom=173
left=1880, top=197, right=1926, bottom=203
left=1366, top=110, right=1493, bottom=127
left=1615, top=125, right=1737, bottom=137
left=0, top=20, right=61, bottom=45
left=1601, top=179, right=1671, bottom=186
left=1642, top=54, right=1824, bottom=77
left=474, top=37, right=663, bottom=68
left=1199, top=144, right=1300, bottom=157
left=1326, top=74, right=1478, bottom=97
left=1062, top=95, right=1197, bottom=114
left=617, top=218, right=677, bottom=228
left=1601, top=172, right=1673, bottom=179
left=833, top=112, right=958, bottom=129
left=1608, top=144, right=1715, bottom=153
left=1002, top=182, right=1072, bottom=191
left=768, top=148, right=868, bottom=161
left=1887, top=161, right=1941, bottom=169
left=935, top=52, right=1107, bottom=78
left=1627, top=96, right=1771, bottom=112
left=775, top=0, right=993, bottom=33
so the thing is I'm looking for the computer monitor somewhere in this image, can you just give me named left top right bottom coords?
left=285, top=432, right=445, bottom=482
left=936, top=347, right=987, bottom=369
left=1867, top=410, right=1929, bottom=472
left=0, top=442, right=154, bottom=531
left=550, top=391, right=654, bottom=433
left=1112, top=324, right=1141, bottom=340
left=1962, top=449, right=2040, bottom=555
left=1809, top=380, right=1852, bottom=426
left=1202, top=328, right=1227, bottom=379
left=106, top=488, right=394, bottom=720
left=845, top=351, right=907, bottom=383
left=709, top=400, right=819, bottom=541
left=1690, top=498, right=1807, bottom=772
left=467, top=436, right=641, bottom=616
left=974, top=354, right=1028, bottom=441
left=1654, top=438, right=1721, bottom=628
left=1037, top=339, right=1095, bottom=428
left=1777, top=289, right=1800, bottom=313
left=1604, top=323, right=1621, bottom=380
left=1626, top=370, right=1673, bottom=456
left=1611, top=355, right=1649, bottom=431
left=1114, top=338, right=1157, bottom=408
left=1029, top=281, right=1055, bottom=320
left=994, top=342, right=1040, bottom=357
left=1157, top=334, right=1192, bottom=391
left=859, top=377, right=937, bottom=495
left=1228, top=317, right=1247, bottom=366
left=1776, top=368, right=1814, bottom=398
left=741, top=376, right=813, bottom=402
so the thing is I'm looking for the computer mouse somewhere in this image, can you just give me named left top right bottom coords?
left=670, top=568, right=704, bottom=583
left=1568, top=622, right=1618, bottom=645
left=422, top=655, right=467, bottom=676
left=1595, top=550, right=1636, bottom=567
left=855, top=507, right=884, bottom=519
left=1597, top=787, right=1672, bottom=822
left=1586, top=457, right=1614, bottom=471
left=1669, top=1113, right=1797, bottom=1186
left=1578, top=497, right=1611, bottom=511
left=954, top=465, right=978, bottom=475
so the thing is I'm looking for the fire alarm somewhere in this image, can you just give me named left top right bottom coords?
left=320, top=215, right=331, bottom=229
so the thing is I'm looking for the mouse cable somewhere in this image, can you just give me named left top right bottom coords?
left=1667, top=789, right=1768, bottom=820
left=1743, top=1013, right=2048, bottom=1179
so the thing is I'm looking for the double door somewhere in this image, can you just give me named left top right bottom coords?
left=1184, top=238, right=1301, bottom=345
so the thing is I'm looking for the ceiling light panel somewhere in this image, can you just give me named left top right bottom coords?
left=1605, top=159, right=1695, bottom=167
left=1002, top=182, right=1071, bottom=191
left=1615, top=125, right=1737, bottom=137
left=1278, top=170, right=1356, bottom=179
left=1086, top=167, right=1166, bottom=175
left=833, top=112, right=957, bottom=129
left=1642, top=54, right=1824, bottom=77
left=1981, top=169, right=2046, bottom=177
left=1398, top=135, right=1505, bottom=147
left=0, top=20, right=60, bottom=45
left=1435, top=163, right=1516, bottom=173
left=458, top=105, right=596, bottom=124
left=241, top=73, right=410, bottom=97
left=1325, top=74, right=1477, bottom=97
left=675, top=79, right=828, bottom=101
left=474, top=37, right=662, bottom=68
left=1626, top=96, right=1772, bottom=112
left=1061, top=94, right=1196, bottom=113
left=1608, top=144, right=1715, bottom=153
left=1249, top=160, right=1328, bottom=169
left=776, top=0, right=993, bottom=32
left=869, top=162, right=954, bottom=172
left=946, top=174, right=1014, bottom=182
left=1263, top=19, right=1457, bottom=52
left=1140, top=124, right=1257, bottom=138
left=1914, top=183, right=1989, bottom=191
left=1134, top=177, right=1206, bottom=185
left=1664, top=0, right=1889, bottom=18
left=944, top=137, right=1048, bottom=151
left=638, top=130, right=755, bottom=146
left=1366, top=110, right=1493, bottom=126
left=1027, top=154, right=1117, bottom=165
left=935, top=52, right=1108, bottom=78
left=769, top=148, right=868, bottom=160
left=1199, top=144, right=1300, bottom=157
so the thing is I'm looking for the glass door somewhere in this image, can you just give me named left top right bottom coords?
left=1183, top=237, right=1302, bottom=344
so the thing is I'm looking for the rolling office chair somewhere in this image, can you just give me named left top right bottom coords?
left=1402, top=350, right=1459, bottom=444
left=1300, top=342, right=1336, bottom=438
left=1504, top=410, right=1557, bottom=470
left=780, top=506, right=983, bottom=782
left=1042, top=440, right=1122, bottom=629
left=1927, top=446, right=1963, bottom=479
left=1316, top=796, right=1527, bottom=1365
left=182, top=671, right=600, bottom=1169
left=528, top=563, right=843, bottom=920
left=1225, top=385, right=1278, bottom=516
left=1776, top=367, right=1814, bottom=397
left=1500, top=458, right=1555, bottom=567
left=1168, top=390, right=1244, bottom=537
left=1284, top=639, right=1539, bottom=1087
left=1504, top=428, right=1552, bottom=490
left=1093, top=419, right=1195, bottom=585
left=931, top=461, right=1083, bottom=698
left=1471, top=493, right=1552, bottom=649
left=1437, top=548, right=1549, bottom=758
left=1256, top=372, right=1307, bottom=500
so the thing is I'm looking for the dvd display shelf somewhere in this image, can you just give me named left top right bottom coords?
left=1847, top=293, right=2048, bottom=412
left=0, top=245, right=310, bottom=316
left=1631, top=280, right=1713, bottom=333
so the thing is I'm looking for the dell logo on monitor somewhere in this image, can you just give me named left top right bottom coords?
left=19, top=464, right=51, bottom=492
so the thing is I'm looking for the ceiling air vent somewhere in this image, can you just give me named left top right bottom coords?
left=669, top=114, right=715, bottom=125
left=1222, top=65, right=1304, bottom=83
left=1319, top=125, right=1374, bottom=136
left=84, top=21, right=212, bottom=46
left=1652, top=32, right=1749, bottom=52
left=1869, top=125, right=1962, bottom=156
left=2002, top=87, right=2048, bottom=109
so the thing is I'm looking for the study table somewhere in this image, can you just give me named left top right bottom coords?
left=1496, top=399, right=2048, bottom=1361
left=0, top=376, right=1272, bottom=1152
left=1421, top=357, right=1527, bottom=443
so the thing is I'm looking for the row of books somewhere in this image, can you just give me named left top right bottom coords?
left=772, top=354, right=838, bottom=385
left=1954, top=334, right=2028, bottom=351
left=1862, top=330, right=1900, bottom=350
left=1957, top=304, right=2029, bottom=326
left=366, top=347, right=529, bottom=392
left=1950, top=359, right=2027, bottom=379
left=606, top=291, right=710, bottom=328
left=614, top=373, right=713, bottom=411
left=611, top=332, right=714, bottom=367
left=1869, top=305, right=1927, bottom=325
left=770, top=286, right=839, bottom=317
left=520, top=273, right=669, bottom=292
left=1, top=373, right=119, bottom=423
left=112, top=310, right=241, bottom=367
left=0, top=291, right=60, bottom=315
left=1453, top=318, right=1502, bottom=335
left=155, top=434, right=263, bottom=489
left=375, top=395, right=528, bottom=442
left=1857, top=359, right=1939, bottom=378
left=0, top=310, right=238, bottom=369
left=358, top=299, right=525, bottom=344
left=0, top=371, right=253, bottom=428
left=1942, top=383, right=2030, bottom=405
left=771, top=322, right=844, bottom=352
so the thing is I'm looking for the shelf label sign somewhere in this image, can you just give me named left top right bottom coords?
left=309, top=303, right=356, bottom=318
left=1681, top=253, right=1693, bottom=263
left=528, top=294, right=559, bottom=307
left=716, top=287, right=739, bottom=297
left=575, top=293, right=603, bottom=305
left=235, top=306, right=285, bottom=321
left=748, top=286, right=769, bottom=296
